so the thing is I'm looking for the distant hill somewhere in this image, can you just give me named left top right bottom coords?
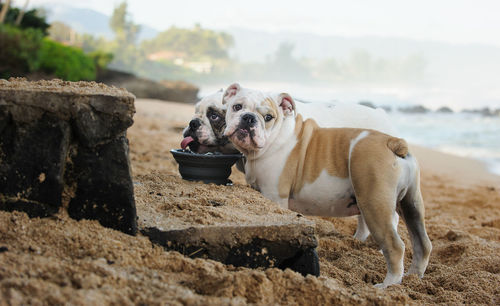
left=226, top=27, right=500, bottom=87
left=42, top=3, right=158, bottom=41
left=37, top=4, right=500, bottom=88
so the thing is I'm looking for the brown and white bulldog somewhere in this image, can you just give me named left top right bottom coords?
left=223, top=85, right=432, bottom=288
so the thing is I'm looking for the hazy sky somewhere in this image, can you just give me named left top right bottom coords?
left=19, top=0, right=500, bottom=47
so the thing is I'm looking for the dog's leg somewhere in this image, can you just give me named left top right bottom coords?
left=400, top=169, right=432, bottom=277
left=355, top=213, right=399, bottom=243
left=357, top=193, right=404, bottom=288
left=354, top=214, right=370, bottom=241
left=350, top=164, right=404, bottom=288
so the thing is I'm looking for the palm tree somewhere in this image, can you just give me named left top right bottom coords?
left=0, top=0, right=12, bottom=24
left=15, top=0, right=30, bottom=26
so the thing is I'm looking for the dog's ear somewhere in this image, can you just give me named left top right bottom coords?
left=223, top=83, right=241, bottom=104
left=279, top=93, right=296, bottom=116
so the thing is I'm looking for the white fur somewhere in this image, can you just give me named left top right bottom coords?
left=289, top=170, right=356, bottom=216
left=349, top=131, right=370, bottom=162
left=295, top=101, right=397, bottom=136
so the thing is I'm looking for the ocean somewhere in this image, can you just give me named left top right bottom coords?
left=199, top=83, right=500, bottom=176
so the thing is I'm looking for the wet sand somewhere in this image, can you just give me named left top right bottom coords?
left=1, top=99, right=499, bottom=304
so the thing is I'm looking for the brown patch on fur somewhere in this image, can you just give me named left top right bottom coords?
left=293, top=114, right=304, bottom=136
left=261, top=98, right=279, bottom=129
left=278, top=116, right=363, bottom=198
left=279, top=117, right=411, bottom=199
left=387, top=137, right=408, bottom=158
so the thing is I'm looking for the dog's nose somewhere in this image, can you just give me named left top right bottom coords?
left=241, top=113, right=257, bottom=126
left=189, top=119, right=201, bottom=130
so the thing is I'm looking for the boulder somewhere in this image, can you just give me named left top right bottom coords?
left=398, top=105, right=430, bottom=114
left=136, top=175, right=321, bottom=277
left=0, top=78, right=137, bottom=235
left=96, top=69, right=199, bottom=103
left=436, top=106, right=453, bottom=113
left=358, top=101, right=376, bottom=109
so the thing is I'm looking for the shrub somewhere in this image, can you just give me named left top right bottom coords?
left=0, top=25, right=43, bottom=78
left=88, top=50, right=114, bottom=70
left=38, top=39, right=96, bottom=81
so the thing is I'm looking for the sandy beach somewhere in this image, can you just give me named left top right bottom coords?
left=1, top=98, right=499, bottom=304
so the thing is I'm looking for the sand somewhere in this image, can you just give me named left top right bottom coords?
left=1, top=98, right=499, bottom=305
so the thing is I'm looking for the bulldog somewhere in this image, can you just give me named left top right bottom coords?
left=182, top=89, right=239, bottom=154
left=222, top=84, right=432, bottom=288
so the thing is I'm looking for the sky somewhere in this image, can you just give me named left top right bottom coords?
left=18, top=0, right=500, bottom=47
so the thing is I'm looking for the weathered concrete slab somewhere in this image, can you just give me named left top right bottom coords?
left=0, top=78, right=137, bottom=235
left=135, top=174, right=320, bottom=276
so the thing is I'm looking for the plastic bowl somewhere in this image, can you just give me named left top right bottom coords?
left=170, top=149, right=243, bottom=185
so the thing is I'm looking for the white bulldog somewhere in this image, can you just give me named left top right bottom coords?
left=222, top=83, right=432, bottom=288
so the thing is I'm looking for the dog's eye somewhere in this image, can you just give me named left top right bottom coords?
left=210, top=114, right=219, bottom=121
left=264, top=114, right=274, bottom=122
left=233, top=104, right=242, bottom=111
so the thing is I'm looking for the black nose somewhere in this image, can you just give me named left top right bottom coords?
left=241, top=113, right=257, bottom=126
left=189, top=119, right=201, bottom=130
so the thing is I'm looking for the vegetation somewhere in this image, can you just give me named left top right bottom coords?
left=0, top=24, right=43, bottom=78
left=0, top=3, right=105, bottom=81
left=38, top=39, right=96, bottom=81
left=142, top=24, right=234, bottom=60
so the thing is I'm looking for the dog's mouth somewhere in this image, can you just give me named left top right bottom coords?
left=181, top=136, right=210, bottom=153
left=228, top=127, right=264, bottom=150
left=181, top=136, right=232, bottom=153
left=236, top=128, right=249, bottom=140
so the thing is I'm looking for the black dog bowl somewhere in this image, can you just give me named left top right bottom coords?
left=170, top=149, right=243, bottom=185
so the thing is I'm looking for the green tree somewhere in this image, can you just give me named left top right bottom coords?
left=0, top=3, right=49, bottom=35
left=110, top=1, right=140, bottom=45
left=141, top=25, right=234, bottom=60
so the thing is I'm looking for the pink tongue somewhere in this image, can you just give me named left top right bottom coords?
left=181, top=136, right=194, bottom=149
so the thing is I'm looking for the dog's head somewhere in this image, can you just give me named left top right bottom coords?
left=222, top=83, right=296, bottom=156
left=182, top=90, right=238, bottom=154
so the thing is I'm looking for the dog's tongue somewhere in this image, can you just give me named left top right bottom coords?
left=181, top=136, right=194, bottom=149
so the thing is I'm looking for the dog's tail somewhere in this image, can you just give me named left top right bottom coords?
left=387, top=137, right=408, bottom=158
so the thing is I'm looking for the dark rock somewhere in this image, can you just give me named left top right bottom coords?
left=436, top=106, right=453, bottom=113
left=72, top=95, right=135, bottom=147
left=398, top=105, right=430, bottom=114
left=280, top=247, right=320, bottom=277
left=462, top=107, right=495, bottom=116
left=480, top=108, right=494, bottom=116
left=97, top=69, right=199, bottom=103
left=358, top=101, right=376, bottom=109
left=142, top=222, right=319, bottom=276
left=0, top=78, right=137, bottom=235
left=0, top=113, right=70, bottom=217
left=0, top=246, right=8, bottom=253
left=68, top=136, right=137, bottom=234
left=380, top=105, right=392, bottom=113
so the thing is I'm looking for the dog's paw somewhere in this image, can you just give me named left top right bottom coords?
left=374, top=273, right=402, bottom=289
left=374, top=282, right=388, bottom=289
